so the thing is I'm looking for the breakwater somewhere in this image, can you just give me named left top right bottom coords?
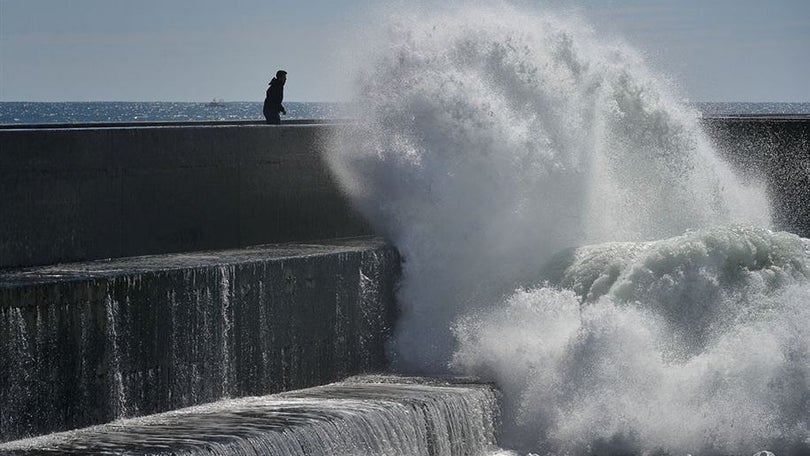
left=0, top=118, right=808, bottom=270
left=0, top=117, right=807, bottom=452
left=0, top=238, right=398, bottom=442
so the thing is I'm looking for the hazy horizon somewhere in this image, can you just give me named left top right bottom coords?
left=1, top=0, right=808, bottom=103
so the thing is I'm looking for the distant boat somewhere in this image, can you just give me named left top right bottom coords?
left=206, top=98, right=226, bottom=107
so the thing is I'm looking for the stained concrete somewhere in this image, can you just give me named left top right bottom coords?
left=0, top=238, right=399, bottom=442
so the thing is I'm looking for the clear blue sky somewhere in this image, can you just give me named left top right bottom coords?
left=1, top=0, right=808, bottom=102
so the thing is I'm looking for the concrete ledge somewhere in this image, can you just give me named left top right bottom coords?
left=0, top=376, right=498, bottom=456
left=0, top=238, right=399, bottom=442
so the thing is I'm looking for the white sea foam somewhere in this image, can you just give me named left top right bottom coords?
left=327, top=3, right=807, bottom=455
left=453, top=227, right=810, bottom=454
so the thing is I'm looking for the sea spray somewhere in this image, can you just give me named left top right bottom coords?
left=453, top=227, right=810, bottom=454
left=325, top=4, right=804, bottom=455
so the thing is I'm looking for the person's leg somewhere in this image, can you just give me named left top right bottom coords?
left=266, top=111, right=281, bottom=125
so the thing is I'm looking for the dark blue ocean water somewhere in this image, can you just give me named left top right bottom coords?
left=0, top=101, right=808, bottom=125
left=0, top=101, right=352, bottom=125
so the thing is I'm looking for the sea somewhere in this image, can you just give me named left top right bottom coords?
left=0, top=101, right=808, bottom=125
left=0, top=101, right=353, bottom=125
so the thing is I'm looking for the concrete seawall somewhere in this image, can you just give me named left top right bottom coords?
left=0, top=238, right=398, bottom=442
left=1, top=118, right=808, bottom=270
left=0, top=116, right=807, bottom=445
left=2, top=118, right=809, bottom=269
left=0, top=123, right=371, bottom=269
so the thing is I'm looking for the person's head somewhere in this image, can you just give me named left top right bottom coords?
left=276, top=70, right=287, bottom=84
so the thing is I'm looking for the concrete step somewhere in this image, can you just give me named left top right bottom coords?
left=0, top=238, right=399, bottom=442
left=0, top=376, right=499, bottom=456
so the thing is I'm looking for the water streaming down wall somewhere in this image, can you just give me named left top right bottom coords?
left=0, top=376, right=498, bottom=456
left=0, top=239, right=399, bottom=443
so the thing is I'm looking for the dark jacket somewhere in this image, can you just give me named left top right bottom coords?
left=263, top=78, right=284, bottom=118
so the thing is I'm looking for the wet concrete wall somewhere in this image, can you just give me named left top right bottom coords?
left=703, top=116, right=810, bottom=237
left=0, top=123, right=371, bottom=269
left=0, top=238, right=399, bottom=442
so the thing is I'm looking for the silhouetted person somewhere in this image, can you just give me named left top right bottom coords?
left=264, top=70, right=287, bottom=124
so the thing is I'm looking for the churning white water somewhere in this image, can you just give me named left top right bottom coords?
left=328, top=4, right=808, bottom=455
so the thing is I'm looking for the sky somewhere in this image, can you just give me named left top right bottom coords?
left=1, top=0, right=808, bottom=102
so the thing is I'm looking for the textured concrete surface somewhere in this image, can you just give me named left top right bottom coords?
left=0, top=123, right=371, bottom=269
left=0, top=238, right=399, bottom=442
